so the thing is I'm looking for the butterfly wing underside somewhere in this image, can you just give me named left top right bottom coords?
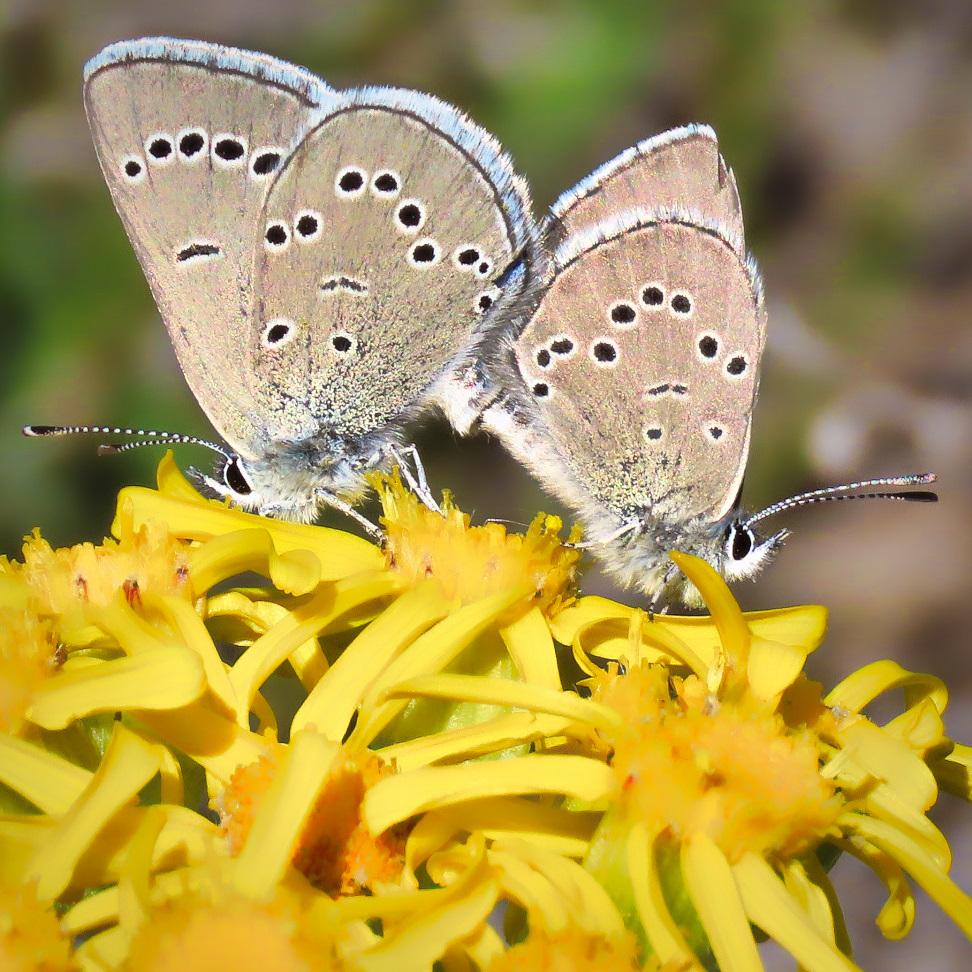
left=251, top=92, right=532, bottom=447
left=514, top=216, right=765, bottom=526
left=549, top=124, right=744, bottom=247
left=83, top=39, right=336, bottom=457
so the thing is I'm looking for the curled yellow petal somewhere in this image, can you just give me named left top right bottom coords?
left=0, top=734, right=92, bottom=813
left=825, top=661, right=947, bottom=718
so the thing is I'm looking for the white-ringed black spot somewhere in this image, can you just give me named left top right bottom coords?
left=294, top=210, right=322, bottom=242
left=640, top=283, right=665, bottom=307
left=645, top=383, right=669, bottom=397
left=476, top=259, right=492, bottom=278
left=643, top=425, right=664, bottom=443
left=609, top=301, right=638, bottom=328
left=250, top=148, right=283, bottom=178
left=260, top=318, right=296, bottom=350
left=705, top=423, right=726, bottom=442
left=725, top=353, right=748, bottom=378
left=176, top=241, right=222, bottom=263
left=212, top=134, right=247, bottom=167
left=330, top=332, right=356, bottom=355
left=591, top=339, right=619, bottom=366
left=395, top=199, right=426, bottom=233
left=536, top=348, right=552, bottom=368
left=371, top=170, right=401, bottom=196
left=670, top=291, right=693, bottom=315
left=335, top=166, right=367, bottom=198
left=671, top=383, right=689, bottom=397
left=408, top=239, right=440, bottom=268
left=697, top=332, right=720, bottom=361
left=121, top=155, right=146, bottom=183
left=532, top=382, right=550, bottom=398
left=145, top=133, right=174, bottom=164
left=549, top=336, right=575, bottom=356
left=177, top=129, right=207, bottom=162
left=453, top=246, right=481, bottom=270
left=474, top=289, right=499, bottom=314
left=264, top=221, right=289, bottom=250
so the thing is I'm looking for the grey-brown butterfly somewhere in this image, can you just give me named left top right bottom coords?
left=26, top=37, right=540, bottom=535
left=483, top=124, right=936, bottom=606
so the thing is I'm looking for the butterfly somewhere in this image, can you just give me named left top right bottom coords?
left=27, top=37, right=541, bottom=535
left=482, top=124, right=936, bottom=606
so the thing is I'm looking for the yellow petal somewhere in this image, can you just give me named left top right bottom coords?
left=0, top=734, right=92, bottom=813
left=228, top=571, right=403, bottom=723
left=291, top=580, right=450, bottom=740
left=27, top=645, right=206, bottom=730
left=825, top=661, right=947, bottom=718
left=801, top=854, right=853, bottom=958
left=883, top=697, right=946, bottom=753
left=364, top=754, right=616, bottom=834
left=931, top=744, right=972, bottom=801
left=492, top=837, right=625, bottom=938
left=832, top=835, right=914, bottom=939
left=844, top=813, right=972, bottom=939
left=747, top=636, right=809, bottom=702
left=671, top=552, right=750, bottom=662
left=500, top=606, right=561, bottom=690
left=26, top=725, right=163, bottom=901
left=406, top=797, right=598, bottom=874
left=681, top=832, right=762, bottom=972
left=232, top=730, right=340, bottom=901
left=352, top=584, right=533, bottom=747
left=627, top=822, right=696, bottom=966
left=188, top=528, right=322, bottom=596
left=380, top=673, right=621, bottom=732
left=733, top=852, right=859, bottom=972
left=487, top=848, right=569, bottom=932
left=116, top=805, right=166, bottom=935
left=377, top=711, right=573, bottom=771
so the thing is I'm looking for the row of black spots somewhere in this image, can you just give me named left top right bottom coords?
left=120, top=130, right=284, bottom=184
left=694, top=331, right=750, bottom=379
left=452, top=245, right=493, bottom=278
left=639, top=420, right=728, bottom=446
left=533, top=334, right=576, bottom=370
left=639, top=284, right=693, bottom=316
left=263, top=210, right=324, bottom=252
left=259, top=318, right=358, bottom=358
left=403, top=239, right=494, bottom=283
left=334, top=165, right=404, bottom=201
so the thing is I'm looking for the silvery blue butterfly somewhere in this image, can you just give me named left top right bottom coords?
left=27, top=37, right=539, bottom=535
left=483, top=125, right=936, bottom=606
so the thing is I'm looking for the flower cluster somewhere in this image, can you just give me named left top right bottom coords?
left=0, top=453, right=970, bottom=971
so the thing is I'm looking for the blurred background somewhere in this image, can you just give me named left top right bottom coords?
left=1, top=0, right=970, bottom=966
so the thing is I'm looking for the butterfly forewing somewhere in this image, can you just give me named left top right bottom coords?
left=83, top=40, right=338, bottom=458
left=252, top=96, right=530, bottom=445
left=550, top=125, right=745, bottom=250
left=514, top=215, right=764, bottom=525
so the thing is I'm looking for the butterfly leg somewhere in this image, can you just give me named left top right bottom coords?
left=647, top=563, right=680, bottom=620
left=387, top=443, right=442, bottom=515
left=313, top=489, right=384, bottom=543
left=563, top=520, right=639, bottom=551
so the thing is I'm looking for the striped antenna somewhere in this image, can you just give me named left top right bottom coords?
left=744, top=473, right=938, bottom=528
left=22, top=424, right=230, bottom=459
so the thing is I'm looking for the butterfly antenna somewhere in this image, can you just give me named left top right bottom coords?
left=744, top=473, right=938, bottom=528
left=23, top=425, right=231, bottom=460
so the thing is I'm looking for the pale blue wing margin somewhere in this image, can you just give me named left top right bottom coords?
left=549, top=123, right=717, bottom=219
left=83, top=37, right=341, bottom=113
left=345, top=85, right=537, bottom=260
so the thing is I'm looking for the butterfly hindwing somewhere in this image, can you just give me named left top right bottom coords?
left=252, top=89, right=536, bottom=449
left=511, top=211, right=765, bottom=526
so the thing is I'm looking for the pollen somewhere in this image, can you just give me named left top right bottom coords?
left=375, top=471, right=580, bottom=611
left=0, top=881, right=76, bottom=972
left=589, top=662, right=841, bottom=863
left=488, top=927, right=643, bottom=971
left=217, top=744, right=408, bottom=896
left=0, top=608, right=60, bottom=734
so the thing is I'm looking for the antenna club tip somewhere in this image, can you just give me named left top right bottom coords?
left=23, top=425, right=54, bottom=437
left=96, top=445, right=121, bottom=456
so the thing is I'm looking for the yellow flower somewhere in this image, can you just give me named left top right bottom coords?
left=3, top=455, right=972, bottom=972
left=0, top=878, right=77, bottom=972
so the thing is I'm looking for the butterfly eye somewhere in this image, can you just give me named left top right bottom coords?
left=727, top=523, right=754, bottom=562
left=223, top=457, right=253, bottom=496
